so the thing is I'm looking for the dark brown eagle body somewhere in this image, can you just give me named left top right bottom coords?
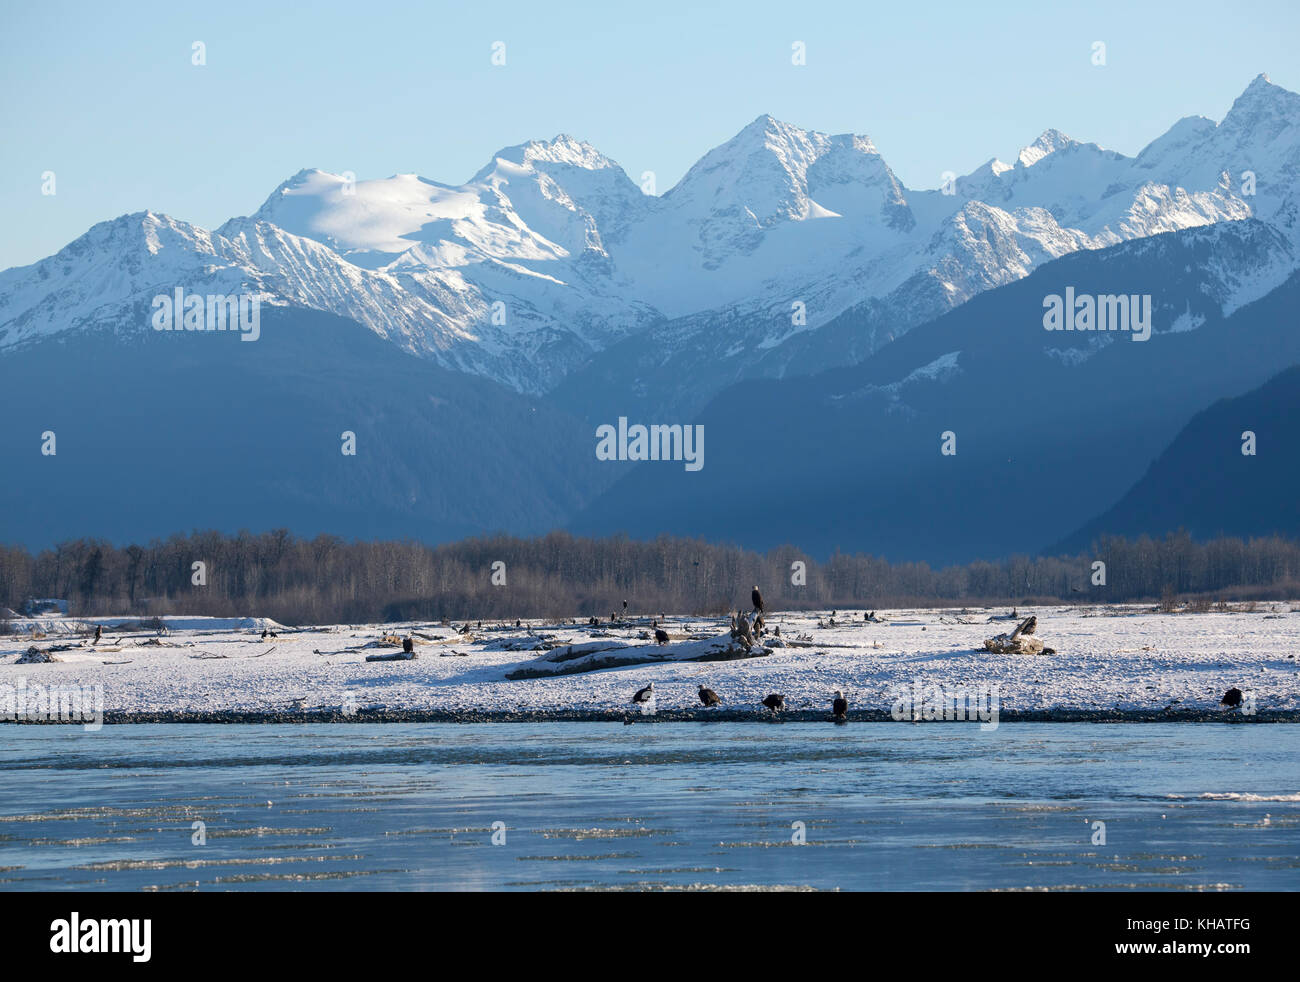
left=632, top=683, right=655, bottom=704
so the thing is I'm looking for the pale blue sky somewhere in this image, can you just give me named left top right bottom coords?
left=2, top=0, right=1296, bottom=269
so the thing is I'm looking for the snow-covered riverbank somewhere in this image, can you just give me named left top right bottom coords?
left=3, top=605, right=1298, bottom=720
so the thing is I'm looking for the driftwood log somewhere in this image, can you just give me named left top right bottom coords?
left=365, top=650, right=417, bottom=662
left=506, top=629, right=769, bottom=680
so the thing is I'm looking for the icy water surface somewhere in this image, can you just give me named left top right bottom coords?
left=1, top=723, right=1297, bottom=891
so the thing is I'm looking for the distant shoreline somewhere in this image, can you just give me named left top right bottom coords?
left=7, top=709, right=1298, bottom=725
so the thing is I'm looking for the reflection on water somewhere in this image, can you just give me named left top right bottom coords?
left=1, top=723, right=1296, bottom=891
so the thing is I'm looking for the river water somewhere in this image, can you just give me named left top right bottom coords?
left=1, top=723, right=1296, bottom=891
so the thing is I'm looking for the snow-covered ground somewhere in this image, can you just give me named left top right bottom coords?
left=3, top=604, right=1298, bottom=718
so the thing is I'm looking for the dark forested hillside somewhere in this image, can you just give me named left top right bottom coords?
left=2, top=529, right=1298, bottom=626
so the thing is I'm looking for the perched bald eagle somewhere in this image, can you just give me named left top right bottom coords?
left=402, top=637, right=414, bottom=654
left=654, top=628, right=670, bottom=644
left=761, top=693, right=784, bottom=713
left=698, top=686, right=721, bottom=707
left=832, top=691, right=847, bottom=719
left=631, top=682, right=656, bottom=716
left=751, top=586, right=765, bottom=613
left=93, top=625, right=102, bottom=644
left=1221, top=687, right=1243, bottom=708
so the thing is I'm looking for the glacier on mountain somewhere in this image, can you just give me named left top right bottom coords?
left=2, top=75, right=1297, bottom=397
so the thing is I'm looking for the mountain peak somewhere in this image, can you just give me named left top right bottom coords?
left=1221, top=72, right=1300, bottom=140
left=741, top=112, right=786, bottom=132
left=664, top=115, right=832, bottom=221
left=1227, top=72, right=1295, bottom=112
left=279, top=167, right=333, bottom=188
left=1017, top=129, right=1077, bottom=168
left=734, top=113, right=818, bottom=146
left=486, top=134, right=616, bottom=173
left=257, top=168, right=348, bottom=211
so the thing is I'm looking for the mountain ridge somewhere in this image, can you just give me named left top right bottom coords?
left=4, top=76, right=1295, bottom=408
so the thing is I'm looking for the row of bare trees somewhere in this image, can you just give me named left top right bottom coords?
left=1, top=529, right=1297, bottom=626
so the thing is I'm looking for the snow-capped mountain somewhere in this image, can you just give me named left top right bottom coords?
left=2, top=75, right=1297, bottom=402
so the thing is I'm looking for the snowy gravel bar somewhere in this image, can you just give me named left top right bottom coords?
left=2, top=605, right=1298, bottom=722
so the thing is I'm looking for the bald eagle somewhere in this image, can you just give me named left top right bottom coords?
left=761, top=693, right=784, bottom=713
left=752, top=586, right=765, bottom=613
left=402, top=637, right=414, bottom=654
left=1221, top=687, right=1243, bottom=708
left=832, top=691, right=847, bottom=719
left=632, top=682, right=656, bottom=716
left=698, top=686, right=721, bottom=707
left=93, top=625, right=102, bottom=645
left=654, top=628, right=670, bottom=644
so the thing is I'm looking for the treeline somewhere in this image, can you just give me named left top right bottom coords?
left=1, top=529, right=1298, bottom=626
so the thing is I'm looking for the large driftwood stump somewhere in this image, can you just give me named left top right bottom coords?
left=983, top=617, right=1048, bottom=655
left=731, top=611, right=756, bottom=651
left=983, top=634, right=1045, bottom=655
